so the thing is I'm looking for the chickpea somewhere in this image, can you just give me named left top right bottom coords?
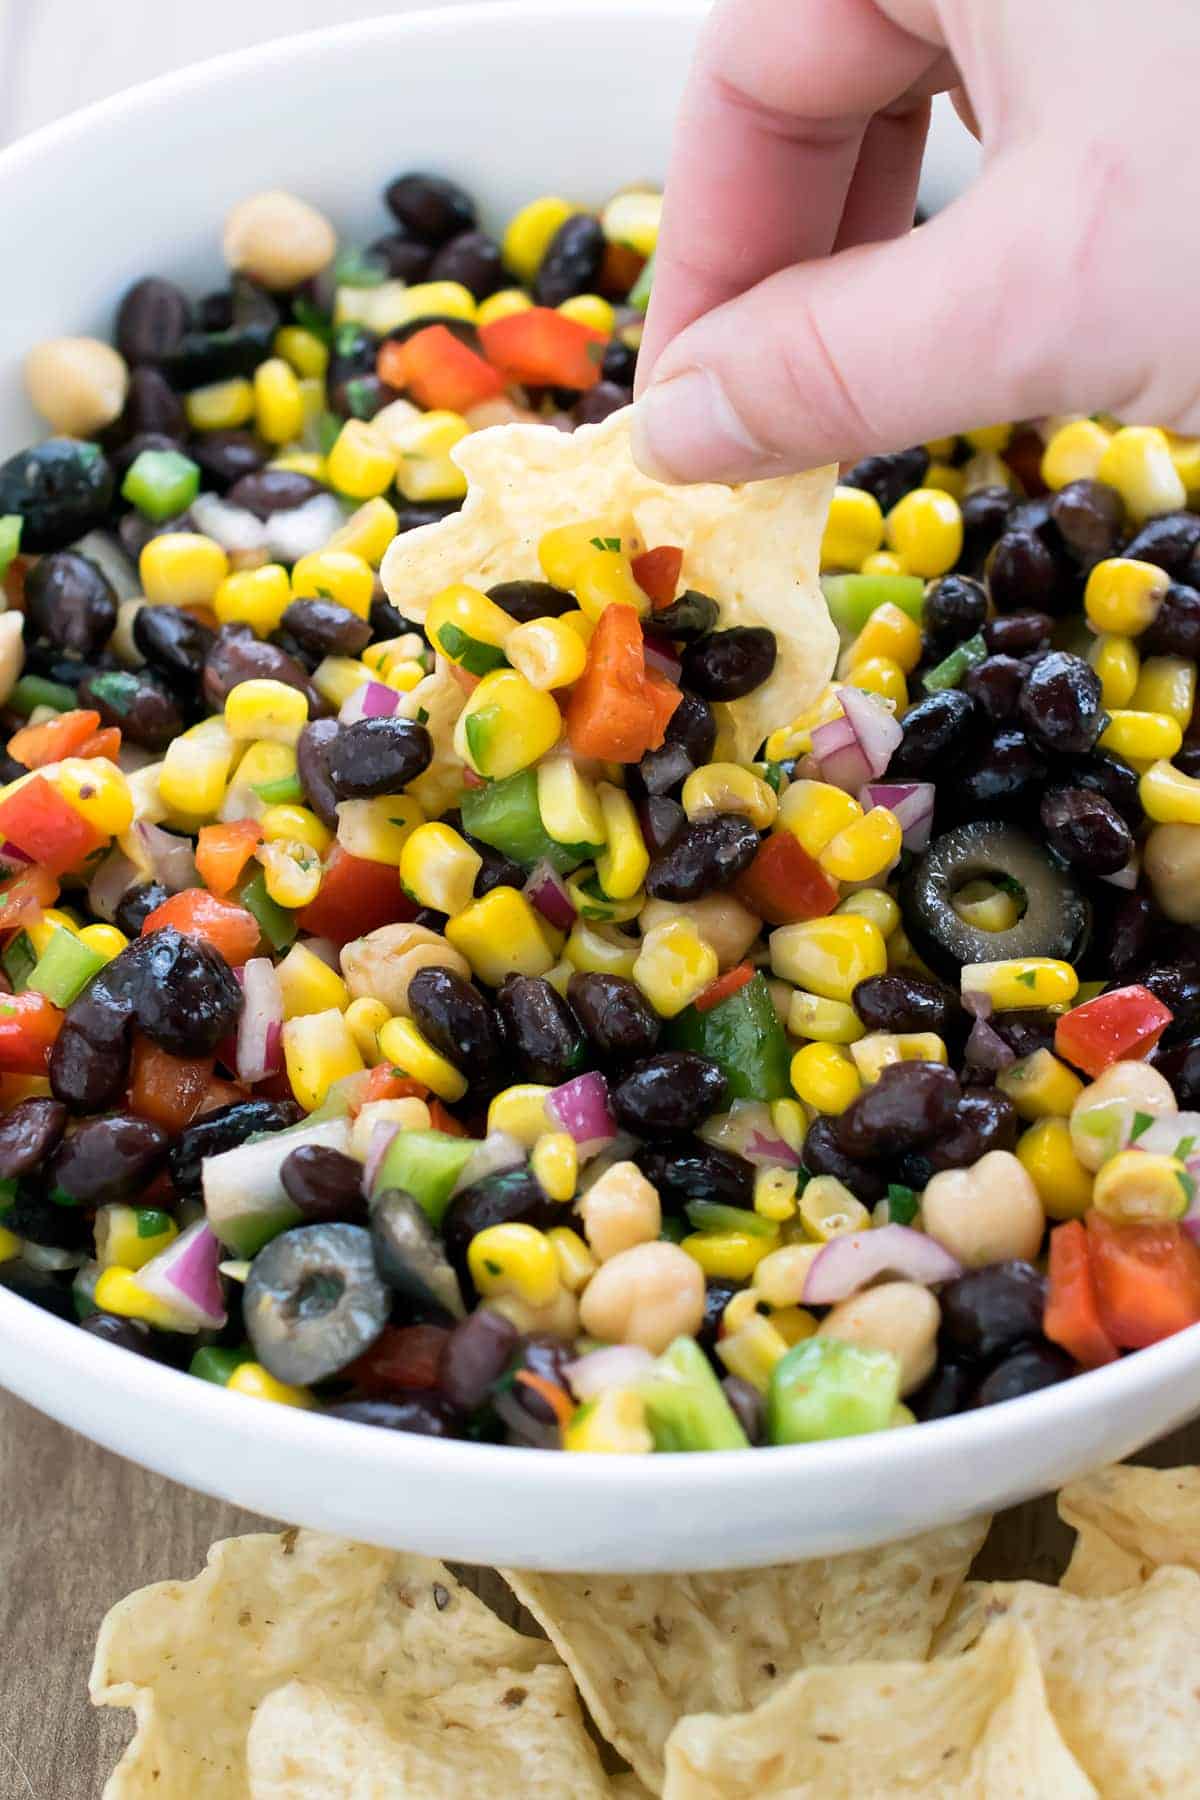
left=817, top=1281, right=939, bottom=1395
left=920, top=1150, right=1045, bottom=1269
left=753, top=1242, right=822, bottom=1308
left=223, top=189, right=337, bottom=291
left=1145, top=823, right=1200, bottom=924
left=1069, top=1059, right=1177, bottom=1171
left=578, top=1161, right=661, bottom=1262
left=25, top=337, right=128, bottom=436
left=0, top=614, right=25, bottom=706
left=341, top=923, right=469, bottom=1017
left=487, top=1288, right=580, bottom=1340
left=579, top=1241, right=706, bottom=1354
left=349, top=1096, right=431, bottom=1162
left=640, top=892, right=760, bottom=971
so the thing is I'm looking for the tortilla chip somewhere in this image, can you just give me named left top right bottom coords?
left=246, top=1668, right=610, bottom=1799
left=933, top=1566, right=1200, bottom=1799
left=661, top=1621, right=1095, bottom=1799
left=90, top=1530, right=555, bottom=1799
left=503, top=1514, right=988, bottom=1792
left=1059, top=1463, right=1200, bottom=1595
left=381, top=409, right=837, bottom=762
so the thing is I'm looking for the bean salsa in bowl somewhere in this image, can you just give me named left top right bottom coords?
left=1, top=161, right=1199, bottom=1461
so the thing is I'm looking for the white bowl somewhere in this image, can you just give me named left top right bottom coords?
left=0, top=0, right=1192, bottom=1572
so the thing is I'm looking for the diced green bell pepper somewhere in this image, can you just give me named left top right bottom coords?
left=885, top=1183, right=920, bottom=1226
left=767, top=1337, right=901, bottom=1445
left=237, top=868, right=297, bottom=952
left=121, top=448, right=201, bottom=522
left=0, top=515, right=22, bottom=579
left=821, top=573, right=926, bottom=634
left=27, top=928, right=106, bottom=1008
left=435, top=622, right=509, bottom=678
left=373, top=1128, right=479, bottom=1227
left=923, top=630, right=987, bottom=693
left=665, top=972, right=791, bottom=1102
left=8, top=674, right=76, bottom=717
left=253, top=773, right=305, bottom=806
left=460, top=769, right=601, bottom=873
left=190, top=1345, right=252, bottom=1386
left=638, top=1335, right=750, bottom=1451
left=628, top=250, right=655, bottom=315
left=685, top=1200, right=777, bottom=1238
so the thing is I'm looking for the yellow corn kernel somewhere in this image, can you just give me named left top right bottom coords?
left=257, top=838, right=322, bottom=908
left=594, top=783, right=649, bottom=900
left=214, top=564, right=292, bottom=638
left=224, top=678, right=308, bottom=746
left=848, top=600, right=923, bottom=674
left=426, top=583, right=514, bottom=671
left=343, top=994, right=390, bottom=1063
left=996, top=1048, right=1085, bottom=1121
left=573, top=546, right=648, bottom=623
left=1097, top=425, right=1187, bottom=523
left=632, top=918, right=718, bottom=1018
left=1132, top=655, right=1195, bottom=731
left=564, top=918, right=639, bottom=978
left=398, top=821, right=481, bottom=917
left=158, top=719, right=235, bottom=820
left=487, top=1083, right=553, bottom=1148
left=327, top=496, right=399, bottom=568
left=1167, top=432, right=1200, bottom=500
left=469, top=1222, right=560, bottom=1307
left=505, top=616, right=588, bottom=690
left=531, top=1131, right=579, bottom=1203
left=537, top=518, right=622, bottom=589
left=1041, top=417, right=1112, bottom=490
left=94, top=1203, right=178, bottom=1271
left=754, top=1166, right=799, bottom=1222
left=682, top=1227, right=777, bottom=1283
left=448, top=888, right=556, bottom=986
left=963, top=423, right=1012, bottom=454
left=764, top=684, right=845, bottom=761
left=534, top=764, right=604, bottom=861
left=769, top=1098, right=808, bottom=1157
left=275, top=941, right=349, bottom=1020
left=260, top=804, right=332, bottom=856
left=770, top=914, right=887, bottom=1004
left=1093, top=1150, right=1192, bottom=1224
left=312, top=656, right=370, bottom=709
left=886, top=923, right=936, bottom=980
left=281, top=1007, right=364, bottom=1111
left=1016, top=1117, right=1095, bottom=1220
left=1088, top=633, right=1141, bottom=710
left=787, top=989, right=864, bottom=1045
left=503, top=195, right=574, bottom=282
left=1140, top=758, right=1200, bottom=825
left=378, top=1014, right=466, bottom=1103
left=185, top=377, right=255, bottom=432
left=253, top=357, right=305, bottom=446
left=476, top=287, right=533, bottom=328
left=335, top=794, right=425, bottom=866
left=1099, top=708, right=1183, bottom=766
left=836, top=889, right=900, bottom=940
left=850, top=1031, right=947, bottom=1085
left=820, top=485, right=884, bottom=571
left=548, top=1225, right=595, bottom=1292
left=563, top=1385, right=652, bottom=1454
left=324, top=418, right=395, bottom=500
left=753, top=1242, right=823, bottom=1309
left=721, top=1289, right=764, bottom=1336
left=772, top=1306, right=820, bottom=1347
left=291, top=548, right=374, bottom=619
left=362, top=632, right=425, bottom=683
left=227, top=1363, right=314, bottom=1408
left=961, top=957, right=1078, bottom=1012
left=819, top=806, right=903, bottom=884
left=790, top=1042, right=862, bottom=1114
left=848, top=655, right=908, bottom=709
left=76, top=923, right=128, bottom=961
left=601, top=188, right=662, bottom=257
left=454, top=669, right=562, bottom=779
left=716, top=1314, right=791, bottom=1392
left=885, top=488, right=963, bottom=577
left=923, top=461, right=966, bottom=500
left=93, top=1265, right=193, bottom=1332
left=777, top=778, right=863, bottom=858
left=273, top=324, right=329, bottom=379
left=390, top=407, right=470, bottom=503
left=860, top=550, right=906, bottom=577
left=0, top=1226, right=20, bottom=1264
left=140, top=532, right=229, bottom=606
left=558, top=293, right=615, bottom=335
left=24, top=915, right=69, bottom=957
left=952, top=879, right=1022, bottom=934
left=799, top=1175, right=871, bottom=1241
left=55, top=757, right=133, bottom=835
left=1084, top=557, right=1169, bottom=637
left=682, top=762, right=778, bottom=832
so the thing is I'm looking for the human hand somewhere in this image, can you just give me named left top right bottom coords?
left=633, top=0, right=1200, bottom=483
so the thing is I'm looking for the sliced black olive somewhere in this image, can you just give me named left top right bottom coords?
left=900, top=820, right=1089, bottom=976
left=243, top=1221, right=390, bottom=1386
left=371, top=1189, right=465, bottom=1320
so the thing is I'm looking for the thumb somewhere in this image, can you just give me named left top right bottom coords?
left=631, top=148, right=1129, bottom=484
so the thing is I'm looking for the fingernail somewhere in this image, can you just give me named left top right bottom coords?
left=632, top=367, right=780, bottom=484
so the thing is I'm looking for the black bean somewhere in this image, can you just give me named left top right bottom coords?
left=245, top=1222, right=389, bottom=1385
left=851, top=973, right=960, bottom=1038
left=6, top=1181, right=91, bottom=1251
left=428, top=229, right=504, bottom=298
left=126, top=927, right=242, bottom=1057
left=1049, top=479, right=1124, bottom=565
left=644, top=812, right=760, bottom=901
left=226, top=468, right=325, bottom=520
left=923, top=574, right=987, bottom=646
left=974, top=1343, right=1073, bottom=1407
left=78, top=668, right=183, bottom=751
left=798, top=1114, right=888, bottom=1204
left=909, top=1358, right=976, bottom=1421
left=574, top=381, right=631, bottom=427
left=441, top=1168, right=560, bottom=1274
left=722, top=1375, right=765, bottom=1443
left=164, top=278, right=279, bottom=391
left=940, top=1261, right=1046, bottom=1363
left=840, top=446, right=930, bottom=514
left=120, top=366, right=186, bottom=440
left=485, top=579, right=574, bottom=622
left=1122, top=511, right=1200, bottom=579
left=634, top=1141, right=754, bottom=1214
left=439, top=1308, right=519, bottom=1410
left=281, top=599, right=372, bottom=660
left=0, top=438, right=115, bottom=553
left=280, top=1145, right=367, bottom=1223
left=665, top=690, right=718, bottom=765
left=982, top=611, right=1054, bottom=656
left=651, top=590, right=720, bottom=641
left=697, top=1279, right=741, bottom=1354
left=1018, top=650, right=1106, bottom=755
left=927, top=1088, right=1019, bottom=1169
left=638, top=795, right=687, bottom=857
left=168, top=1098, right=303, bottom=1198
left=960, top=486, right=1016, bottom=572
left=1051, top=752, right=1142, bottom=827
left=680, top=627, right=776, bottom=701
left=955, top=727, right=1047, bottom=813
left=964, top=654, right=1025, bottom=721
left=188, top=429, right=267, bottom=492
left=114, top=882, right=169, bottom=938
left=328, top=1394, right=461, bottom=1436
left=567, top=973, right=662, bottom=1062
left=110, top=432, right=186, bottom=491
left=296, top=718, right=341, bottom=830
left=1104, top=892, right=1159, bottom=979
left=1040, top=786, right=1133, bottom=876
left=1135, top=961, right=1200, bottom=1043
left=203, top=623, right=316, bottom=711
left=324, top=718, right=433, bottom=800
left=1006, top=497, right=1057, bottom=543
left=1153, top=1036, right=1200, bottom=1107
left=835, top=1061, right=961, bottom=1159
left=988, top=528, right=1064, bottom=614
left=368, top=230, right=435, bottom=283
left=1141, top=581, right=1200, bottom=659
left=24, top=551, right=117, bottom=658
left=533, top=213, right=605, bottom=306
left=79, top=1313, right=158, bottom=1357
left=408, top=967, right=503, bottom=1077
left=115, top=276, right=191, bottom=367
left=385, top=171, right=476, bottom=242
left=991, top=1009, right=1057, bottom=1060
left=634, top=741, right=694, bottom=799
left=49, top=992, right=133, bottom=1113
left=0, top=1099, right=67, bottom=1180
left=602, top=339, right=638, bottom=387
left=887, top=689, right=978, bottom=778
left=496, top=975, right=587, bottom=1086
left=50, top=1115, right=168, bottom=1208
left=612, top=1052, right=726, bottom=1135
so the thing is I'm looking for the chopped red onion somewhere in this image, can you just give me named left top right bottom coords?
left=364, top=1120, right=401, bottom=1193
left=266, top=494, right=347, bottom=563
left=523, top=859, right=577, bottom=932
left=811, top=712, right=871, bottom=792
left=191, top=492, right=269, bottom=555
left=965, top=1014, right=1016, bottom=1072
left=642, top=634, right=682, bottom=684
left=545, top=1071, right=618, bottom=1158
left=134, top=821, right=198, bottom=893
left=339, top=680, right=400, bottom=724
left=70, top=530, right=140, bottom=602
left=743, top=1129, right=802, bottom=1169
left=453, top=1130, right=526, bottom=1195
left=135, top=1222, right=227, bottom=1331
left=565, top=1345, right=655, bottom=1401
left=812, top=685, right=903, bottom=791
left=860, top=780, right=936, bottom=852
left=961, top=988, right=994, bottom=1020
left=236, top=957, right=284, bottom=1083
left=802, top=1224, right=962, bottom=1305
left=88, top=846, right=141, bottom=923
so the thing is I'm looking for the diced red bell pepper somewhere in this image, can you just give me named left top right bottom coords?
left=195, top=1075, right=250, bottom=1117
left=0, top=774, right=105, bottom=876
left=76, top=726, right=122, bottom=762
left=359, top=1064, right=428, bottom=1107
left=1055, top=985, right=1173, bottom=1078
left=195, top=820, right=263, bottom=898
left=142, top=889, right=262, bottom=966
left=7, top=709, right=102, bottom=770
left=0, top=990, right=63, bottom=1074
left=479, top=307, right=605, bottom=391
left=1044, top=1219, right=1119, bottom=1369
left=632, top=545, right=684, bottom=609
left=565, top=604, right=680, bottom=762
left=1086, top=1211, right=1200, bottom=1349
left=378, top=325, right=505, bottom=413
left=0, top=865, right=59, bottom=932
left=734, top=830, right=840, bottom=925
left=341, top=1323, right=450, bottom=1394
left=694, top=963, right=756, bottom=1014
left=296, top=846, right=418, bottom=945
left=128, top=1035, right=215, bottom=1133
left=428, top=1097, right=468, bottom=1137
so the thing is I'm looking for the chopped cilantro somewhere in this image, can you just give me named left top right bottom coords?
left=1130, top=1111, right=1154, bottom=1142
left=415, top=707, right=429, bottom=725
left=1015, top=969, right=1039, bottom=989
left=1177, top=1135, right=1197, bottom=1160
left=588, top=534, right=622, bottom=551
left=886, top=1183, right=920, bottom=1226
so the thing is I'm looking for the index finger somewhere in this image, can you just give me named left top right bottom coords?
left=638, top=0, right=943, bottom=381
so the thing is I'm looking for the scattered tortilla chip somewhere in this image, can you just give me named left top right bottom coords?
left=246, top=1668, right=610, bottom=1799
left=503, top=1514, right=988, bottom=1792
left=933, top=1565, right=1200, bottom=1800
left=381, top=408, right=838, bottom=762
left=1059, top=1463, right=1200, bottom=1595
left=661, top=1621, right=1095, bottom=1799
left=90, top=1530, right=555, bottom=1800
